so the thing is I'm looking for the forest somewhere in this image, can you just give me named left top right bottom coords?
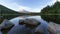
left=40, top=1, right=60, bottom=24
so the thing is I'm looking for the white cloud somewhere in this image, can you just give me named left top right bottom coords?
left=58, top=0, right=60, bottom=1
left=48, top=0, right=56, bottom=5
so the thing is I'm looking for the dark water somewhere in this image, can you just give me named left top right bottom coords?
left=41, top=15, right=60, bottom=24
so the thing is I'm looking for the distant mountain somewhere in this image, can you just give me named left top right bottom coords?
left=18, top=9, right=30, bottom=13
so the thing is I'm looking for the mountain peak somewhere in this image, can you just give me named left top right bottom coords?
left=17, top=9, right=30, bottom=13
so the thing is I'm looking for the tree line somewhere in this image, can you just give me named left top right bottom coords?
left=40, top=1, right=60, bottom=24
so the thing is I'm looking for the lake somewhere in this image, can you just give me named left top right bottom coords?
left=9, top=15, right=48, bottom=26
left=1, top=15, right=60, bottom=34
left=7, top=15, right=50, bottom=34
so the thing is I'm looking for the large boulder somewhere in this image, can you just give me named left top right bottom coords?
left=47, top=25, right=57, bottom=34
left=0, top=19, right=14, bottom=28
left=35, top=25, right=43, bottom=34
left=35, top=23, right=57, bottom=34
left=0, top=19, right=14, bottom=34
left=19, top=18, right=40, bottom=28
left=48, top=22, right=60, bottom=34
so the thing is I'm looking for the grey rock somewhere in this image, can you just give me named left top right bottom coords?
left=48, top=22, right=60, bottom=34
left=0, top=19, right=14, bottom=28
left=19, top=18, right=40, bottom=26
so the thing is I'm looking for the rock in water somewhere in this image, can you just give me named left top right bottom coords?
left=47, top=25, right=57, bottom=34
left=48, top=22, right=60, bottom=34
left=19, top=19, right=25, bottom=25
left=19, top=18, right=40, bottom=28
left=1, top=19, right=14, bottom=28
left=35, top=25, right=43, bottom=34
left=0, top=19, right=14, bottom=34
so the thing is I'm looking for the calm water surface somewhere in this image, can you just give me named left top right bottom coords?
left=8, top=16, right=49, bottom=34
left=9, top=16, right=48, bottom=26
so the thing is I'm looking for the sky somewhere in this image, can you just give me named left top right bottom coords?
left=0, top=0, right=60, bottom=13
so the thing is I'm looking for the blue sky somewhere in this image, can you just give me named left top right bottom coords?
left=0, top=0, right=60, bottom=12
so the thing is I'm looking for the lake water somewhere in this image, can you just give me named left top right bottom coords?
left=0, top=16, right=60, bottom=34
left=8, top=16, right=50, bottom=34
left=9, top=16, right=48, bottom=26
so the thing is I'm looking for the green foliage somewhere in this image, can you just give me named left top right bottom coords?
left=40, top=1, right=60, bottom=24
left=41, top=1, right=60, bottom=15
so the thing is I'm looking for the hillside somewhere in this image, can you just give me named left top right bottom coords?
left=0, top=5, right=21, bottom=20
left=0, top=5, right=21, bottom=15
left=40, top=1, right=60, bottom=24
left=40, top=1, right=60, bottom=15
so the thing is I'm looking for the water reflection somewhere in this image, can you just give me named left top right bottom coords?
left=41, top=15, right=60, bottom=24
left=9, top=16, right=48, bottom=26
left=9, top=17, right=24, bottom=26
left=8, top=16, right=49, bottom=34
